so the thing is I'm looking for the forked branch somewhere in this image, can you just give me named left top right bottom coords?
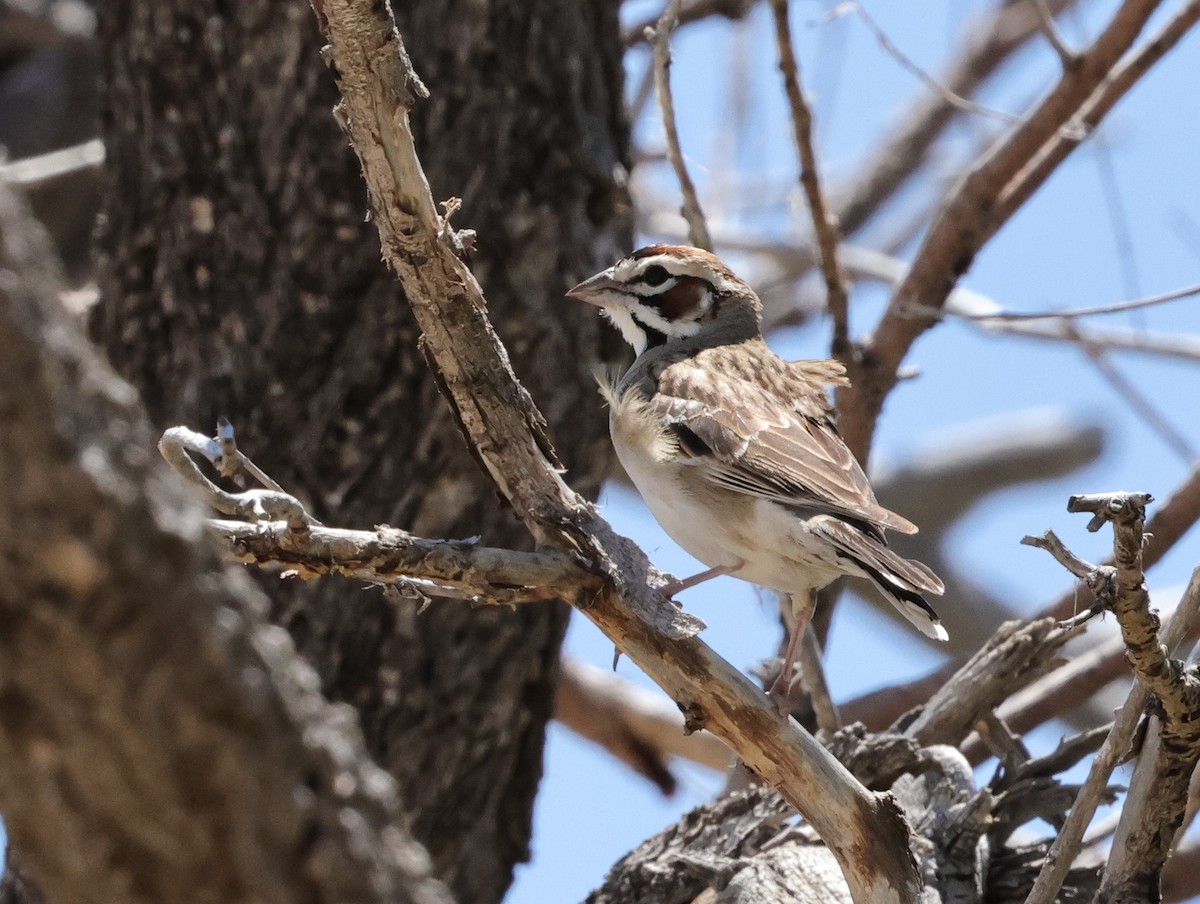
left=305, top=1, right=921, bottom=900
left=1025, top=493, right=1200, bottom=903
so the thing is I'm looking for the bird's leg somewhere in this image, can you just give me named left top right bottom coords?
left=661, top=560, right=743, bottom=596
left=768, top=589, right=816, bottom=708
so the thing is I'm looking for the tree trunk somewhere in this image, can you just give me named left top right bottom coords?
left=91, top=2, right=629, bottom=902
left=0, top=184, right=454, bottom=904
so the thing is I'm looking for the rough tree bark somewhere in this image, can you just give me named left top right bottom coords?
left=0, top=184, right=454, bottom=904
left=90, top=2, right=629, bottom=902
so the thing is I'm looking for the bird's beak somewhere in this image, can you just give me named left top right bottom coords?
left=566, top=268, right=625, bottom=307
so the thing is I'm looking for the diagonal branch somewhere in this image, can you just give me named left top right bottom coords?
left=830, top=0, right=1081, bottom=239
left=1026, top=496, right=1200, bottom=903
left=770, top=0, right=850, bottom=360
left=837, top=0, right=1172, bottom=461
left=308, top=1, right=920, bottom=900
left=649, top=0, right=713, bottom=251
left=995, top=0, right=1200, bottom=224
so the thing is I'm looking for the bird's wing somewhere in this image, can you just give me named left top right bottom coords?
left=653, top=351, right=917, bottom=536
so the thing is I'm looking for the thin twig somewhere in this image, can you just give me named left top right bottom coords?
left=1093, top=128, right=1143, bottom=300
left=751, top=237, right=1200, bottom=362
left=649, top=0, right=713, bottom=251
left=769, top=0, right=850, bottom=361
left=1020, top=530, right=1099, bottom=581
left=839, top=0, right=1170, bottom=462
left=0, top=139, right=105, bottom=187
left=1068, top=324, right=1197, bottom=463
left=934, top=280, right=1200, bottom=322
left=823, top=1, right=1019, bottom=125
left=798, top=626, right=841, bottom=737
left=829, top=0, right=1082, bottom=238
left=623, top=0, right=756, bottom=48
left=1034, top=0, right=1079, bottom=66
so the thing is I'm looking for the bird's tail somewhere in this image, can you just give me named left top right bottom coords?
left=811, top=516, right=948, bottom=641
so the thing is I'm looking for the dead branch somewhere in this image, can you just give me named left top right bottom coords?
left=648, top=0, right=712, bottom=251
left=215, top=519, right=601, bottom=605
left=0, top=139, right=105, bottom=187
left=897, top=618, right=1072, bottom=747
left=1036, top=464, right=1200, bottom=624
left=622, top=0, right=756, bottom=48
left=828, top=242, right=1200, bottom=362
left=830, top=0, right=1081, bottom=238
left=838, top=0, right=1174, bottom=462
left=829, top=1, right=1020, bottom=125
left=1026, top=497, right=1200, bottom=903
left=556, top=658, right=734, bottom=789
left=309, top=2, right=921, bottom=899
left=769, top=0, right=850, bottom=359
left=961, top=634, right=1127, bottom=762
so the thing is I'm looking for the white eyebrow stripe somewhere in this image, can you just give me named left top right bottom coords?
left=614, top=254, right=741, bottom=295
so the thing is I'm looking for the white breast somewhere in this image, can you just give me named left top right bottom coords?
left=609, top=394, right=741, bottom=572
left=608, top=388, right=847, bottom=597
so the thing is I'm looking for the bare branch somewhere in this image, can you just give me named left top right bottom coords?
left=961, top=634, right=1128, bottom=762
left=623, top=0, right=756, bottom=48
left=649, top=0, right=713, bottom=251
left=770, top=0, right=850, bottom=359
left=831, top=0, right=1082, bottom=238
left=827, top=1, right=1020, bottom=126
left=1024, top=676, right=1151, bottom=904
left=1068, top=328, right=1197, bottom=463
left=1020, top=529, right=1100, bottom=582
left=839, top=0, right=1170, bottom=462
left=555, top=658, right=734, bottom=789
left=310, top=3, right=921, bottom=899
left=927, top=279, right=1200, bottom=322
left=0, top=139, right=105, bottom=188
left=837, top=243, right=1200, bottom=362
left=158, top=426, right=317, bottom=530
left=1026, top=502, right=1200, bottom=903
left=212, top=518, right=603, bottom=606
left=982, top=319, right=1200, bottom=363
left=899, top=618, right=1072, bottom=748
left=996, top=0, right=1200, bottom=222
left=1033, top=0, right=1079, bottom=66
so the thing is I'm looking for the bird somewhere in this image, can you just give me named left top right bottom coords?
left=567, top=244, right=946, bottom=700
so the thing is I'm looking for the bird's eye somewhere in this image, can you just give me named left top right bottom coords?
left=641, top=264, right=670, bottom=287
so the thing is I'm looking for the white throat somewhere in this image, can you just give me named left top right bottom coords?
left=602, top=305, right=702, bottom=357
left=603, top=307, right=650, bottom=356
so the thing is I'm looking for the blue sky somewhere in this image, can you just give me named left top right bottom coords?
left=510, top=1, right=1200, bottom=901
left=4, top=1, right=1193, bottom=897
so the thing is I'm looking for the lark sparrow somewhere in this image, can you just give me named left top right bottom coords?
left=568, top=244, right=946, bottom=697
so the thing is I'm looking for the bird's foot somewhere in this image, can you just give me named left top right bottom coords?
left=660, top=560, right=744, bottom=596
left=767, top=669, right=797, bottom=715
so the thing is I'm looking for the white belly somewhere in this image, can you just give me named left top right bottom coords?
left=610, top=406, right=844, bottom=595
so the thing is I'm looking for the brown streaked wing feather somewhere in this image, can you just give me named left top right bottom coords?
left=811, top=517, right=945, bottom=595
left=654, top=345, right=918, bottom=535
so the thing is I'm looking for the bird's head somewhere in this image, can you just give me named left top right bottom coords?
left=567, top=245, right=761, bottom=356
